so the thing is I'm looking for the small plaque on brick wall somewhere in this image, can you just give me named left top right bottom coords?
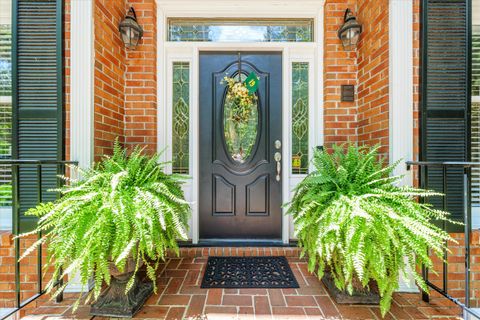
left=341, top=85, right=355, bottom=102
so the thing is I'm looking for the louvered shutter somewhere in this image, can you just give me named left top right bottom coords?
left=421, top=0, right=471, bottom=231
left=12, top=0, right=63, bottom=233
left=472, top=27, right=480, bottom=206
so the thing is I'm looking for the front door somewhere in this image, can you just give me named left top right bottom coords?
left=199, top=52, right=282, bottom=240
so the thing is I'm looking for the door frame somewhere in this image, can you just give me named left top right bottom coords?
left=157, top=0, right=324, bottom=244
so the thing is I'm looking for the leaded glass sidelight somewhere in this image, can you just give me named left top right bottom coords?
left=168, top=18, right=313, bottom=42
left=172, top=62, right=190, bottom=174
left=291, top=62, right=309, bottom=174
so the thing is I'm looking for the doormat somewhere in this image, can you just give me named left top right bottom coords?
left=200, top=256, right=299, bottom=289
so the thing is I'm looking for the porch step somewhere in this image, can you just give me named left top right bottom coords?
left=167, top=246, right=302, bottom=258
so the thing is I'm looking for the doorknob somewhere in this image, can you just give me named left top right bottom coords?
left=274, top=152, right=281, bottom=182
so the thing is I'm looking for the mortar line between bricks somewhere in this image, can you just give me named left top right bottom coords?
left=265, top=291, right=273, bottom=319
left=312, top=294, right=324, bottom=318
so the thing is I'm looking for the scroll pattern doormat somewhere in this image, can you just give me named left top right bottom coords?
left=200, top=256, right=299, bottom=289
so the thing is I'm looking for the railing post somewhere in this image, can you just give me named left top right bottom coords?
left=36, top=164, right=42, bottom=294
left=55, top=163, right=64, bottom=303
left=12, top=164, right=20, bottom=308
left=0, top=160, right=78, bottom=320
left=464, top=167, right=471, bottom=309
left=442, top=166, right=448, bottom=293
left=421, top=163, right=430, bottom=303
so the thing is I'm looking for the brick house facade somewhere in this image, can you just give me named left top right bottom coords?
left=0, top=0, right=478, bottom=313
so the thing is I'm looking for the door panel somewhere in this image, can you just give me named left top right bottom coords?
left=199, top=52, right=282, bottom=239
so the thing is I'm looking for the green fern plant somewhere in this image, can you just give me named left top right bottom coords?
left=286, top=144, right=457, bottom=316
left=19, top=141, right=190, bottom=308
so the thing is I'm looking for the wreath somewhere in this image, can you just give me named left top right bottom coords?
left=221, top=75, right=259, bottom=122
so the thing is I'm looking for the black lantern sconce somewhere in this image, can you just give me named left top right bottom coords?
left=119, top=7, right=143, bottom=49
left=337, top=9, right=362, bottom=51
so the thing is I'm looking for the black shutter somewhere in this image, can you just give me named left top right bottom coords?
left=471, top=28, right=480, bottom=206
left=421, top=0, right=471, bottom=231
left=12, top=0, right=63, bottom=233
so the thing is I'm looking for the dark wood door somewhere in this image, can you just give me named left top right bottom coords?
left=199, top=52, right=282, bottom=240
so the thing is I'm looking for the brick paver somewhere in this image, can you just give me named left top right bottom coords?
left=21, top=248, right=462, bottom=320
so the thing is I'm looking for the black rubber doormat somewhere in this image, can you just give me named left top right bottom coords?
left=200, top=256, right=299, bottom=289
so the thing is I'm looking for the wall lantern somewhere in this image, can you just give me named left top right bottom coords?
left=119, top=7, right=143, bottom=49
left=337, top=9, right=362, bottom=51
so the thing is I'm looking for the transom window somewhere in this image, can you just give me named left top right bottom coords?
left=167, top=18, right=314, bottom=42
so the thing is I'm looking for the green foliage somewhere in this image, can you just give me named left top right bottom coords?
left=286, top=144, right=457, bottom=316
left=0, top=183, right=11, bottom=207
left=19, top=141, right=190, bottom=306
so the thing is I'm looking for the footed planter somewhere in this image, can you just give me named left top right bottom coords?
left=90, top=261, right=153, bottom=318
left=322, top=272, right=380, bottom=305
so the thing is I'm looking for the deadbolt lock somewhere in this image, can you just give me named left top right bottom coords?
left=274, top=140, right=282, bottom=149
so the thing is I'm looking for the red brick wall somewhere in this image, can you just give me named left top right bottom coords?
left=124, top=0, right=157, bottom=154
left=0, top=232, right=54, bottom=312
left=0, top=232, right=14, bottom=307
left=356, top=0, right=389, bottom=157
left=323, top=0, right=358, bottom=148
left=428, top=231, right=480, bottom=307
left=323, top=0, right=390, bottom=158
left=93, top=0, right=128, bottom=159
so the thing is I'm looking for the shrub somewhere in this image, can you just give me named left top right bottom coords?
left=286, top=144, right=457, bottom=316
left=20, top=142, right=190, bottom=307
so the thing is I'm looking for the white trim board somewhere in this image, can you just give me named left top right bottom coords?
left=70, top=0, right=94, bottom=170
left=67, top=0, right=95, bottom=293
left=389, top=0, right=418, bottom=293
left=157, top=2, right=325, bottom=244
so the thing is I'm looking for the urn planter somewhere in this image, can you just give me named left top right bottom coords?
left=90, top=259, right=153, bottom=318
left=322, top=271, right=380, bottom=305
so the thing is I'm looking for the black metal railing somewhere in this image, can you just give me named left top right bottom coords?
left=406, top=161, right=480, bottom=319
left=0, top=159, right=77, bottom=320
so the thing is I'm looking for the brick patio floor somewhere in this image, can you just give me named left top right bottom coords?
left=21, top=248, right=462, bottom=320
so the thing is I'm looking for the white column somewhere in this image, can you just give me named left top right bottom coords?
left=389, top=0, right=417, bottom=292
left=65, top=0, right=94, bottom=293
left=70, top=0, right=94, bottom=170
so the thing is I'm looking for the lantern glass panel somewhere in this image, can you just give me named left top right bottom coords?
left=340, top=27, right=361, bottom=50
left=120, top=27, right=131, bottom=46
left=131, top=29, right=140, bottom=46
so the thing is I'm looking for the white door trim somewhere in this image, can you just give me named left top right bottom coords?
left=157, top=1, right=324, bottom=244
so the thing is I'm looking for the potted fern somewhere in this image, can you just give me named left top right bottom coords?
left=286, top=144, right=456, bottom=316
left=19, top=142, right=190, bottom=317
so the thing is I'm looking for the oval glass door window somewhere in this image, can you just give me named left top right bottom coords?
left=223, top=80, right=259, bottom=164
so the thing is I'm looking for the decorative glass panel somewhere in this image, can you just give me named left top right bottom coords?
left=291, top=62, right=309, bottom=175
left=172, top=62, right=190, bottom=174
left=168, top=18, right=313, bottom=42
left=223, top=74, right=259, bottom=164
